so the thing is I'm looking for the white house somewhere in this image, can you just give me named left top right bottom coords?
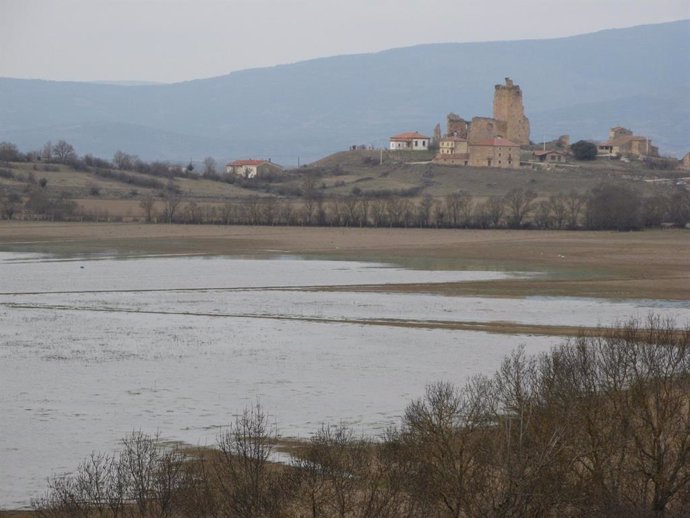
left=389, top=132, right=430, bottom=151
left=225, top=159, right=283, bottom=178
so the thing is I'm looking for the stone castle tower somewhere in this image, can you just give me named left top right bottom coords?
left=492, top=78, right=530, bottom=145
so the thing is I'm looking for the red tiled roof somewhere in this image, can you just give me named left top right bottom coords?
left=390, top=131, right=430, bottom=141
left=472, top=137, right=519, bottom=147
left=227, top=159, right=268, bottom=167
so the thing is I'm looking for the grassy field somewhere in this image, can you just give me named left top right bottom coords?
left=1, top=222, right=688, bottom=300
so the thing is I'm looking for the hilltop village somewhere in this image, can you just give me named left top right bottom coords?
left=386, top=77, right=664, bottom=170
left=226, top=77, right=673, bottom=176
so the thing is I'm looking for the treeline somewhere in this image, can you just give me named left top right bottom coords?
left=33, top=317, right=690, bottom=517
left=4, top=182, right=690, bottom=230
left=140, top=185, right=689, bottom=230
left=0, top=141, right=199, bottom=179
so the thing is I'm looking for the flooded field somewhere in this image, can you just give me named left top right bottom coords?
left=2, top=252, right=689, bottom=508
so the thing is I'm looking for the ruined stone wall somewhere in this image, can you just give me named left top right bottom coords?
left=493, top=78, right=530, bottom=145
left=446, top=113, right=469, bottom=138
left=468, top=117, right=499, bottom=144
left=609, top=127, right=633, bottom=140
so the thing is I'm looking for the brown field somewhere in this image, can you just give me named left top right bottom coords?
left=1, top=222, right=688, bottom=300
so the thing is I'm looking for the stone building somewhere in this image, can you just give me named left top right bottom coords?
left=468, top=117, right=501, bottom=144
left=446, top=113, right=469, bottom=138
left=438, top=136, right=468, bottom=156
left=226, top=159, right=283, bottom=178
left=433, top=78, right=529, bottom=168
left=468, top=138, right=520, bottom=168
left=597, top=127, right=659, bottom=158
left=443, top=77, right=530, bottom=146
left=492, top=78, right=530, bottom=145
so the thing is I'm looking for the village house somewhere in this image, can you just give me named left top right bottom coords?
left=432, top=136, right=470, bottom=165
left=597, top=126, right=659, bottom=158
left=225, top=159, right=283, bottom=178
left=533, top=149, right=568, bottom=163
left=438, top=136, right=468, bottom=156
left=468, top=138, right=520, bottom=169
left=389, top=132, right=430, bottom=151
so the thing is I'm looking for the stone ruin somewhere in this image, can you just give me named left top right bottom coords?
left=445, top=78, right=531, bottom=146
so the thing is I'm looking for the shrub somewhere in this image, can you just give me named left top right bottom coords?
left=571, top=140, right=598, bottom=160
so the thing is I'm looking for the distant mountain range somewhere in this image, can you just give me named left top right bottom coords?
left=1, top=20, right=688, bottom=164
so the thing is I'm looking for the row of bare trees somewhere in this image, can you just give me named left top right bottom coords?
left=34, top=317, right=690, bottom=517
left=4, top=181, right=690, bottom=230
left=129, top=185, right=689, bottom=230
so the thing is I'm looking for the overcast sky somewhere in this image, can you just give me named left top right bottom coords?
left=1, top=0, right=688, bottom=83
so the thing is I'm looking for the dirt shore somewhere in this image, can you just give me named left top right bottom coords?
left=1, top=222, right=688, bottom=300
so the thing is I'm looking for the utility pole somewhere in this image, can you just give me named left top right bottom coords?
left=380, top=148, right=383, bottom=165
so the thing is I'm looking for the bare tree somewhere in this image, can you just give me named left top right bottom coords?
left=504, top=188, right=537, bottom=228
left=565, top=190, right=585, bottom=229
left=203, top=157, right=218, bottom=177
left=417, top=195, right=433, bottom=228
left=389, top=381, right=493, bottom=517
left=213, top=404, right=285, bottom=518
left=445, top=191, right=472, bottom=228
left=0, top=141, right=21, bottom=162
left=485, top=196, right=506, bottom=228
left=52, top=140, right=77, bottom=163
left=113, top=151, right=137, bottom=171
left=162, top=181, right=183, bottom=224
left=139, top=193, right=156, bottom=223
left=41, top=141, right=53, bottom=161
left=549, top=193, right=568, bottom=229
left=533, top=200, right=553, bottom=229
left=292, top=424, right=409, bottom=518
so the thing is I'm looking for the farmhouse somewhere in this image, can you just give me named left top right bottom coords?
left=389, top=132, right=430, bottom=151
left=468, top=138, right=520, bottom=169
left=225, top=159, right=283, bottom=178
left=533, top=150, right=568, bottom=163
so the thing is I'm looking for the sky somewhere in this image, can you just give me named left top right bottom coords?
left=1, top=0, right=688, bottom=83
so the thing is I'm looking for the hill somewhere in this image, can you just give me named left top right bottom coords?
left=1, top=20, right=688, bottom=163
left=1, top=148, right=687, bottom=226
